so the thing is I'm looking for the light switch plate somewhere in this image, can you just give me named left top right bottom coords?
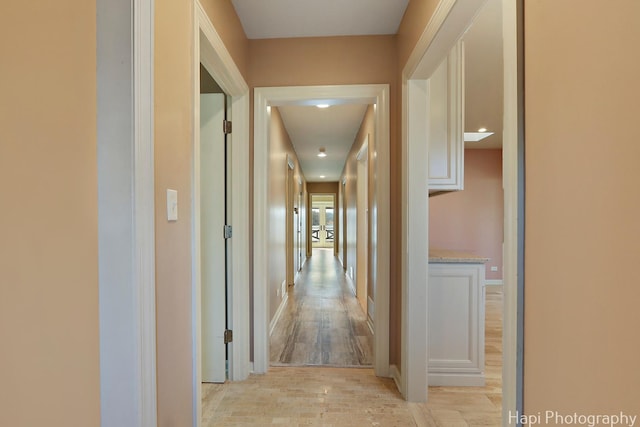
left=167, top=189, right=178, bottom=221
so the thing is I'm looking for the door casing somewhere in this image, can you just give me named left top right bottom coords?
left=193, top=2, right=251, bottom=426
left=253, top=85, right=390, bottom=378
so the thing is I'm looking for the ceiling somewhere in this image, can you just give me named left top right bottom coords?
left=278, top=104, right=368, bottom=182
left=231, top=0, right=503, bottom=182
left=230, top=0, right=409, bottom=39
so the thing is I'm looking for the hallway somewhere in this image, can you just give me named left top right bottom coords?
left=270, top=248, right=373, bottom=366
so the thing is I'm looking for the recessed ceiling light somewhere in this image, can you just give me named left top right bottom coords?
left=317, top=147, right=327, bottom=158
left=464, top=132, right=494, bottom=142
left=478, top=127, right=487, bottom=133
left=316, top=104, right=330, bottom=109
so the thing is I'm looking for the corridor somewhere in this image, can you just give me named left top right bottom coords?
left=269, top=248, right=373, bottom=366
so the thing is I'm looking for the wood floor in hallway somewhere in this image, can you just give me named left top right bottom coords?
left=201, top=267, right=504, bottom=426
left=269, top=248, right=373, bottom=367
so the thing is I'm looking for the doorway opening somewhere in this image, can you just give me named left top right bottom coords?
left=311, top=194, right=335, bottom=249
left=253, top=85, right=390, bottom=377
left=199, top=65, right=231, bottom=384
left=402, top=0, right=521, bottom=420
left=193, top=3, right=251, bottom=426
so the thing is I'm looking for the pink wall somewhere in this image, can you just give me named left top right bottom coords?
left=429, top=149, right=503, bottom=280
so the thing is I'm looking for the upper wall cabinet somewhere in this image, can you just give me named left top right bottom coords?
left=428, top=41, right=464, bottom=192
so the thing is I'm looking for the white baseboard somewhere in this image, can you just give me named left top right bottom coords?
left=390, top=364, right=402, bottom=393
left=345, top=273, right=356, bottom=296
left=269, top=291, right=289, bottom=337
left=428, top=373, right=485, bottom=387
left=367, top=296, right=374, bottom=321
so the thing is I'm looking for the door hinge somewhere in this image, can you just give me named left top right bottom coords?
left=224, top=224, right=232, bottom=239
left=224, top=329, right=233, bottom=344
left=223, top=120, right=232, bottom=135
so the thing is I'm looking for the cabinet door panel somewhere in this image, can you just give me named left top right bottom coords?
left=428, top=41, right=464, bottom=191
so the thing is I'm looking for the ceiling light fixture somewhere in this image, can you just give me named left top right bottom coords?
left=317, top=147, right=327, bottom=158
left=320, top=175, right=326, bottom=179
left=478, top=127, right=487, bottom=133
left=316, top=104, right=330, bottom=109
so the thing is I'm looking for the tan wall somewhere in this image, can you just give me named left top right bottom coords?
left=268, top=108, right=306, bottom=321
left=154, top=0, right=194, bottom=424
left=249, top=35, right=396, bottom=87
left=200, top=0, right=249, bottom=78
left=340, top=106, right=376, bottom=308
left=524, top=0, right=640, bottom=418
left=0, top=2, right=100, bottom=426
left=307, top=182, right=339, bottom=194
left=397, top=0, right=440, bottom=70
left=392, top=0, right=443, bottom=371
left=154, top=1, right=248, bottom=425
left=249, top=35, right=401, bottom=364
left=429, top=149, right=503, bottom=280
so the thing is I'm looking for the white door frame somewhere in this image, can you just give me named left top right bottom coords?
left=192, top=1, right=251, bottom=425
left=401, top=0, right=521, bottom=418
left=356, top=139, right=370, bottom=318
left=253, top=85, right=390, bottom=377
left=97, top=0, right=157, bottom=424
left=310, top=194, right=335, bottom=249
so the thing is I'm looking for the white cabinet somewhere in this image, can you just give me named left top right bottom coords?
left=428, top=262, right=485, bottom=386
left=428, top=41, right=464, bottom=192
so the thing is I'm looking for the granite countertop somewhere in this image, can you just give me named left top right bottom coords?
left=429, top=249, right=489, bottom=264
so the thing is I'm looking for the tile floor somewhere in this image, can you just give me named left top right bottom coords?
left=202, top=252, right=503, bottom=426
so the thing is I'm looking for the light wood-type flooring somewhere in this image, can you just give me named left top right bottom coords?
left=269, top=248, right=373, bottom=367
left=202, top=253, right=503, bottom=426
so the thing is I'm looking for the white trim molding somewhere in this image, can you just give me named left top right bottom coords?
left=254, top=85, right=390, bottom=378
left=502, top=0, right=522, bottom=421
left=193, top=2, right=251, bottom=426
left=97, top=0, right=156, bottom=424
left=485, top=279, right=504, bottom=287
left=401, top=78, right=430, bottom=402
left=133, top=0, right=157, bottom=424
left=401, top=0, right=520, bottom=409
left=269, top=292, right=289, bottom=337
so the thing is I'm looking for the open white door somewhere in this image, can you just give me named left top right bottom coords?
left=200, top=93, right=227, bottom=383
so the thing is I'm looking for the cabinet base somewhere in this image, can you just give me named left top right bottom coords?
left=428, top=372, right=485, bottom=387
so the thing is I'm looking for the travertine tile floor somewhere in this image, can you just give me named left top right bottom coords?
left=203, top=252, right=503, bottom=426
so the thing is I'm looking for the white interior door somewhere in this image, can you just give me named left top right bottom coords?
left=200, top=93, right=227, bottom=383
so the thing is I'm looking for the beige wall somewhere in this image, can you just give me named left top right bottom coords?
left=429, top=149, right=503, bottom=280
left=154, top=0, right=194, bottom=424
left=0, top=2, right=100, bottom=426
left=524, top=0, right=640, bottom=418
left=397, top=0, right=439, bottom=69
left=249, top=35, right=396, bottom=87
left=248, top=35, right=401, bottom=363
left=392, top=0, right=443, bottom=371
left=268, top=108, right=306, bottom=321
left=200, top=0, right=249, bottom=78
left=154, top=0, right=248, bottom=424
left=340, top=106, right=376, bottom=310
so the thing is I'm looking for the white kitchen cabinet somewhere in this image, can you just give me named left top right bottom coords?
left=428, top=40, right=464, bottom=192
left=428, top=261, right=485, bottom=386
